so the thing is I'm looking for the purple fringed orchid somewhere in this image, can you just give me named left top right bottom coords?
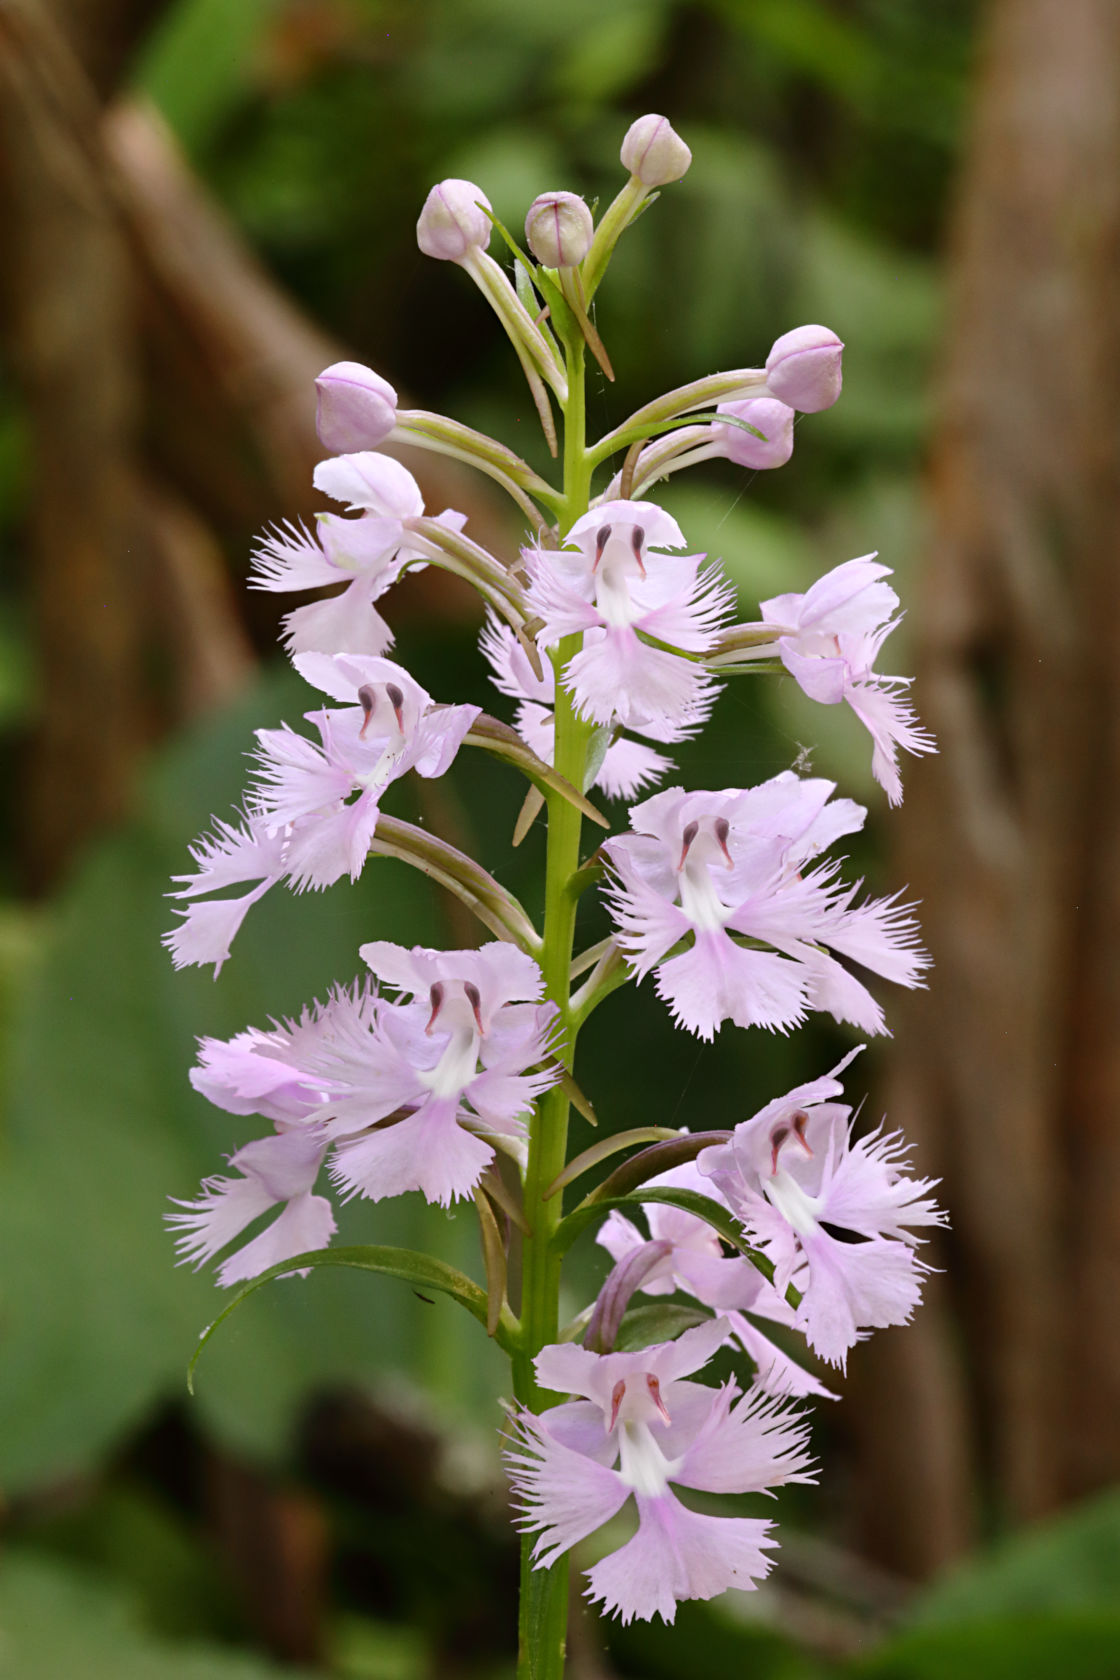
left=526, top=499, right=733, bottom=734
left=164, top=653, right=478, bottom=974
left=168, top=1126, right=336, bottom=1289
left=292, top=942, right=560, bottom=1207
left=170, top=983, right=379, bottom=1282
left=602, top=774, right=929, bottom=1040
left=505, top=1319, right=814, bottom=1624
left=596, top=1163, right=834, bottom=1400
left=699, top=1052, right=945, bottom=1368
left=757, top=556, right=936, bottom=805
left=479, top=613, right=675, bottom=801
left=251, top=452, right=465, bottom=658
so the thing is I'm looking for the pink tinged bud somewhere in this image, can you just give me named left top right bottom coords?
left=620, top=114, right=692, bottom=186
left=715, top=397, right=795, bottom=470
left=524, top=191, right=594, bottom=268
left=314, top=361, right=397, bottom=453
left=416, top=178, right=493, bottom=262
left=765, top=324, right=844, bottom=413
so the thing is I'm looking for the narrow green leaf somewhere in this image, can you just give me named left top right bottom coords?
left=473, top=1188, right=509, bottom=1339
left=545, top=1126, right=683, bottom=1200
left=512, top=783, right=546, bottom=847
left=557, top=1068, right=598, bottom=1128
left=550, top=1188, right=800, bottom=1307
left=189, top=1244, right=518, bottom=1390
left=614, top=1302, right=711, bottom=1351
left=369, top=815, right=541, bottom=954
left=582, top=1131, right=732, bottom=1203
left=465, top=715, right=609, bottom=828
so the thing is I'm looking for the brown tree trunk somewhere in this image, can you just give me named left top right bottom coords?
left=0, top=0, right=152, bottom=888
left=854, top=0, right=1120, bottom=1569
left=0, top=0, right=505, bottom=890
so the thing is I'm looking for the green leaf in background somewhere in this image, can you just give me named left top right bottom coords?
left=0, top=1549, right=323, bottom=1679
left=850, top=1490, right=1120, bottom=1680
left=132, top=0, right=277, bottom=154
left=190, top=1243, right=518, bottom=1388
left=905, top=1488, right=1120, bottom=1625
left=0, top=666, right=504, bottom=1494
left=850, top=1613, right=1120, bottom=1680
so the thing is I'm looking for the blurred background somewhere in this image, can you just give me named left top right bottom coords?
left=1, top=0, right=1119, bottom=1675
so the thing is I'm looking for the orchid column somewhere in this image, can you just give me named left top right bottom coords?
left=167, top=114, right=942, bottom=1680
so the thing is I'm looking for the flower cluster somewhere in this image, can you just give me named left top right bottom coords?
left=167, top=111, right=942, bottom=1646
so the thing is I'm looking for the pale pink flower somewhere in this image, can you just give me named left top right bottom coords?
left=759, top=556, right=935, bottom=805
left=713, top=397, right=795, bottom=470
left=526, top=500, right=733, bottom=734
left=597, top=1163, right=834, bottom=1400
left=602, top=774, right=928, bottom=1040
left=764, top=325, right=843, bottom=413
left=525, top=192, right=594, bottom=268
left=506, top=1319, right=814, bottom=1624
left=190, top=980, right=378, bottom=1119
left=250, top=452, right=465, bottom=657
left=699, top=1052, right=945, bottom=1368
left=169, top=1125, right=335, bottom=1288
left=289, top=942, right=560, bottom=1207
left=252, top=651, right=479, bottom=886
left=620, top=115, right=692, bottom=187
left=163, top=813, right=289, bottom=977
left=165, top=655, right=479, bottom=973
left=479, top=614, right=676, bottom=801
left=314, top=361, right=398, bottom=453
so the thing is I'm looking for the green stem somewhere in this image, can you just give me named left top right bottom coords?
left=513, top=328, right=593, bottom=1680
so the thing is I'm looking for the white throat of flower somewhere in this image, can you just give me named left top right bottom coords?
left=420, top=981, right=484, bottom=1098
left=609, top=1374, right=680, bottom=1498
left=676, top=816, right=735, bottom=930
left=355, top=681, right=411, bottom=789
left=764, top=1113, right=820, bottom=1236
left=592, top=523, right=648, bottom=628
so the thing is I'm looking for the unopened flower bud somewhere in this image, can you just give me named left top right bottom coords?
left=314, top=361, right=397, bottom=453
left=765, top=324, right=844, bottom=413
left=525, top=191, right=594, bottom=269
left=714, top=398, right=795, bottom=470
left=416, top=179, right=493, bottom=263
left=620, top=114, right=691, bottom=186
